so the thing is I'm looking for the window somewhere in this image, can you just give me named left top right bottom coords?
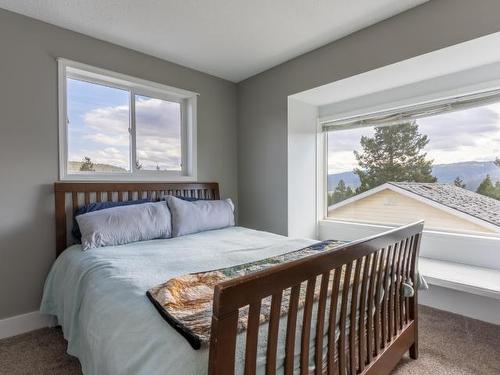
left=324, top=95, right=500, bottom=237
left=58, top=59, right=197, bottom=180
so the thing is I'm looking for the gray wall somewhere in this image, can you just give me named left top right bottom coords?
left=0, top=9, right=238, bottom=319
left=236, top=0, right=500, bottom=236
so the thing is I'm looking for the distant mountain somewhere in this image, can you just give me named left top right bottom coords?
left=328, top=160, right=500, bottom=192
left=68, top=161, right=127, bottom=173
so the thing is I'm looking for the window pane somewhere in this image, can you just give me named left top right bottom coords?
left=67, top=78, right=130, bottom=173
left=135, top=95, right=182, bottom=171
left=327, top=103, right=500, bottom=236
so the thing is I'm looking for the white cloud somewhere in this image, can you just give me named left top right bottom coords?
left=327, top=103, right=500, bottom=174
left=80, top=97, right=182, bottom=170
left=84, top=105, right=130, bottom=135
left=84, top=132, right=129, bottom=146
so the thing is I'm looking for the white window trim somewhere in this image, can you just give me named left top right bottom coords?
left=318, top=219, right=500, bottom=270
left=58, top=58, right=198, bottom=181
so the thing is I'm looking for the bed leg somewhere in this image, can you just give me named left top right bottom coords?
left=409, top=341, right=418, bottom=359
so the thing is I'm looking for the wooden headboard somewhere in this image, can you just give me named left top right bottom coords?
left=54, top=181, right=220, bottom=256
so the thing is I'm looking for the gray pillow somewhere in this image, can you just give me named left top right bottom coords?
left=76, top=202, right=172, bottom=250
left=166, top=196, right=235, bottom=237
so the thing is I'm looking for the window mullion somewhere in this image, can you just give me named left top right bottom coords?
left=130, top=90, right=137, bottom=174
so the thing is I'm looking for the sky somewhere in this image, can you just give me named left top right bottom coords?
left=327, top=102, right=500, bottom=174
left=67, top=78, right=181, bottom=172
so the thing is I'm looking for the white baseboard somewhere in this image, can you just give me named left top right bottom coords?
left=0, top=311, right=56, bottom=340
left=420, top=285, right=500, bottom=325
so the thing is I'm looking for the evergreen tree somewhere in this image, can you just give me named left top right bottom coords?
left=80, top=156, right=95, bottom=172
left=353, top=121, right=436, bottom=192
left=330, top=179, right=355, bottom=204
left=453, top=176, right=466, bottom=188
left=476, top=174, right=500, bottom=200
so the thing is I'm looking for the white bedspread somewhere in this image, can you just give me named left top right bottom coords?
left=41, top=227, right=317, bottom=375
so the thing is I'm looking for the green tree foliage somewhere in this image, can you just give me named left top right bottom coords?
left=453, top=176, right=466, bottom=188
left=79, top=156, right=95, bottom=172
left=328, top=179, right=355, bottom=205
left=476, top=174, right=500, bottom=200
left=353, top=121, right=436, bottom=192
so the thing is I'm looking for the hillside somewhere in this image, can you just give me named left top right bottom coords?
left=328, top=160, right=500, bottom=192
left=68, top=161, right=127, bottom=173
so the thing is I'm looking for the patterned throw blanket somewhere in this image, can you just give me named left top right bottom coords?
left=147, top=240, right=344, bottom=349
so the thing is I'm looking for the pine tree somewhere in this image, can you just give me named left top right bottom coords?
left=476, top=175, right=498, bottom=199
left=353, top=121, right=436, bottom=192
left=330, top=179, right=355, bottom=204
left=453, top=176, right=466, bottom=188
left=80, top=156, right=95, bottom=172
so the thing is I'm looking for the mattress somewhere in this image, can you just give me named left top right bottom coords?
left=41, top=226, right=320, bottom=375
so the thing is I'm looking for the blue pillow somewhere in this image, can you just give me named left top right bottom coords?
left=76, top=202, right=172, bottom=250
left=72, top=198, right=152, bottom=241
left=160, top=195, right=203, bottom=202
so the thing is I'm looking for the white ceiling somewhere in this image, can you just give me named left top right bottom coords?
left=0, top=0, right=427, bottom=82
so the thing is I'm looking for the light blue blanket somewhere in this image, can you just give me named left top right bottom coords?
left=41, top=227, right=316, bottom=375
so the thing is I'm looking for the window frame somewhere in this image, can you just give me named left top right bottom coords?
left=58, top=58, right=198, bottom=181
left=320, top=94, right=500, bottom=237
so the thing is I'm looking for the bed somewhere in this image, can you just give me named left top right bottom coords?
left=43, top=181, right=423, bottom=375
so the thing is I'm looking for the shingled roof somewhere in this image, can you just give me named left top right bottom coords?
left=389, top=182, right=500, bottom=228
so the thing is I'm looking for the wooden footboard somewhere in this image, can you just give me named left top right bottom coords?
left=208, top=221, right=423, bottom=375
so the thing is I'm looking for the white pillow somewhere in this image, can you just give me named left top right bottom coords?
left=76, top=201, right=172, bottom=250
left=166, top=196, right=235, bottom=237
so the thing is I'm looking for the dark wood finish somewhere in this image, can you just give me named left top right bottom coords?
left=409, top=233, right=422, bottom=360
left=54, top=181, right=220, bottom=256
left=327, top=268, right=342, bottom=374
left=300, top=277, right=316, bottom=375
left=314, top=272, right=330, bottom=375
left=349, top=260, right=361, bottom=375
left=284, top=285, right=300, bottom=375
left=358, top=254, right=371, bottom=372
left=208, top=221, right=424, bottom=375
left=244, top=301, right=261, bottom=375
left=266, top=292, right=282, bottom=375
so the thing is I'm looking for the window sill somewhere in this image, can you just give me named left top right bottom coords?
left=419, top=257, right=500, bottom=300
left=318, top=219, right=500, bottom=270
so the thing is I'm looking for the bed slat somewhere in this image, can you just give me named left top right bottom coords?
left=358, top=254, right=371, bottom=372
left=244, top=301, right=261, bottom=375
left=349, top=259, right=362, bottom=375
left=266, top=292, right=282, bottom=375
left=284, top=285, right=300, bottom=375
left=300, top=277, right=316, bottom=375
left=314, top=272, right=330, bottom=375
left=338, top=262, right=353, bottom=374
left=327, top=267, right=342, bottom=374
left=366, top=250, right=379, bottom=363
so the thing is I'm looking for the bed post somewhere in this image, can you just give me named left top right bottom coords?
left=54, top=188, right=67, bottom=257
left=208, top=285, right=238, bottom=375
left=409, top=232, right=422, bottom=359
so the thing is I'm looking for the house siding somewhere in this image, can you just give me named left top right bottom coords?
left=327, top=189, right=496, bottom=235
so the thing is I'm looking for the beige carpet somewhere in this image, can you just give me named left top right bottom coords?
left=0, top=306, right=499, bottom=374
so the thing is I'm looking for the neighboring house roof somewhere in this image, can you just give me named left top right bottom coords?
left=328, top=182, right=500, bottom=232
left=388, top=182, right=500, bottom=228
